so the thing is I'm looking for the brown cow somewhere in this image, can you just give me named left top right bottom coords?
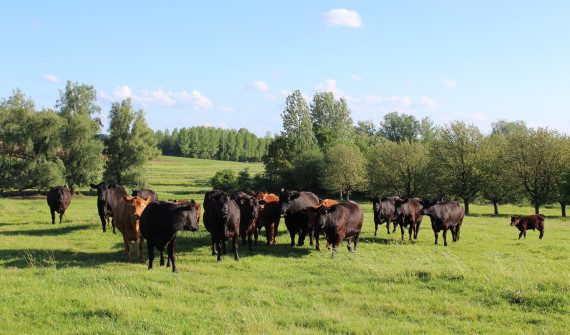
left=421, top=201, right=465, bottom=246
left=304, top=199, right=338, bottom=248
left=114, top=195, right=151, bottom=261
left=311, top=201, right=364, bottom=257
left=511, top=214, right=545, bottom=239
left=394, top=198, right=423, bottom=241
left=47, top=186, right=72, bottom=225
left=370, top=197, right=401, bottom=236
left=254, top=192, right=281, bottom=245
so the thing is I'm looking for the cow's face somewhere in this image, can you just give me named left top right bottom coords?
left=255, top=192, right=268, bottom=201
left=420, top=200, right=437, bottom=215
left=237, top=195, right=260, bottom=225
left=182, top=201, right=200, bottom=231
left=280, top=190, right=301, bottom=216
left=394, top=199, right=407, bottom=217
left=90, top=182, right=109, bottom=197
left=314, top=205, right=337, bottom=229
left=510, top=216, right=521, bottom=226
left=123, top=195, right=150, bottom=224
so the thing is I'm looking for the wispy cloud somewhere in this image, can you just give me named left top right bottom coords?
left=100, top=85, right=213, bottom=109
left=322, top=9, right=362, bottom=28
left=42, top=74, right=60, bottom=83
left=419, top=96, right=440, bottom=110
left=442, top=78, right=458, bottom=89
left=316, top=79, right=339, bottom=93
left=252, top=80, right=269, bottom=91
left=352, top=74, right=363, bottom=82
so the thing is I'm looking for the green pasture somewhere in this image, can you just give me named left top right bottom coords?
left=0, top=156, right=568, bottom=334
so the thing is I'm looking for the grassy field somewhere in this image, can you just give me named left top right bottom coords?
left=0, top=156, right=568, bottom=334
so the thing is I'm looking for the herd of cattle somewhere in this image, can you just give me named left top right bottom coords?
left=45, top=183, right=546, bottom=272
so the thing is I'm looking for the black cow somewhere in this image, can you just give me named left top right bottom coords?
left=421, top=201, right=465, bottom=246
left=370, top=197, right=401, bottom=236
left=140, top=200, right=199, bottom=272
left=203, top=190, right=241, bottom=262
left=90, top=182, right=128, bottom=233
left=394, top=198, right=424, bottom=241
left=279, top=190, right=319, bottom=246
left=132, top=189, right=159, bottom=203
left=234, top=193, right=261, bottom=252
left=311, top=201, right=364, bottom=257
left=47, top=186, right=72, bottom=225
left=510, top=214, right=544, bottom=239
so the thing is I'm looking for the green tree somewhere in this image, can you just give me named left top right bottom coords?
left=310, top=92, right=354, bottom=149
left=211, top=169, right=237, bottom=192
left=281, top=90, right=318, bottom=156
left=429, top=122, right=483, bottom=214
left=104, top=99, right=159, bottom=187
left=262, top=135, right=294, bottom=188
left=56, top=81, right=104, bottom=193
left=322, top=143, right=367, bottom=200
left=291, top=149, right=324, bottom=192
left=379, top=112, right=421, bottom=143
left=354, top=120, right=381, bottom=154
left=237, top=168, right=253, bottom=191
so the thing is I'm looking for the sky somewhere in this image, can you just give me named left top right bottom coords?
left=1, top=1, right=569, bottom=136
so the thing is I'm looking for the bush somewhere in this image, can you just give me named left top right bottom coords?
left=211, top=169, right=237, bottom=192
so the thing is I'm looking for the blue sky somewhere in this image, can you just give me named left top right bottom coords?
left=1, top=1, right=569, bottom=136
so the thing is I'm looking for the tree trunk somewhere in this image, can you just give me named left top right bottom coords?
left=561, top=202, right=566, bottom=217
left=534, top=202, right=540, bottom=215
left=463, top=199, right=470, bottom=215
left=346, top=191, right=351, bottom=201
left=493, top=200, right=499, bottom=215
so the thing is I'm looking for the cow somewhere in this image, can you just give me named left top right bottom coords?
left=47, top=186, right=72, bottom=225
left=420, top=200, right=465, bottom=246
left=394, top=198, right=423, bottom=241
left=254, top=192, right=281, bottom=245
left=304, top=199, right=338, bottom=249
left=203, top=190, right=241, bottom=262
left=510, top=214, right=545, bottom=240
left=140, top=200, right=200, bottom=272
left=132, top=189, right=159, bottom=203
left=234, top=193, right=261, bottom=252
left=370, top=197, right=401, bottom=236
left=280, top=190, right=320, bottom=246
left=311, top=201, right=364, bottom=257
left=168, top=199, right=201, bottom=226
left=114, top=195, right=151, bottom=261
left=90, top=182, right=128, bottom=233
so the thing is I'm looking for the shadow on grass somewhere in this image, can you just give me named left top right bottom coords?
left=0, top=223, right=93, bottom=236
left=468, top=213, right=564, bottom=220
left=0, top=248, right=125, bottom=269
left=358, top=237, right=393, bottom=244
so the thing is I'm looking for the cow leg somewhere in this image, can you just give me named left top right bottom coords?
left=539, top=228, right=544, bottom=239
left=523, top=230, right=527, bottom=238
left=123, top=238, right=131, bottom=261
left=414, top=223, right=420, bottom=240
left=374, top=222, right=378, bottom=236
left=159, top=251, right=165, bottom=266
left=400, top=223, right=405, bottom=241
left=353, top=234, right=359, bottom=252
left=233, top=236, right=240, bottom=261
left=386, top=221, right=390, bottom=235
left=51, top=210, right=56, bottom=225
left=393, top=222, right=397, bottom=233
left=248, top=231, right=253, bottom=252
left=315, top=230, right=320, bottom=251
left=265, top=224, right=273, bottom=246
left=443, top=229, right=448, bottom=246
left=408, top=224, right=413, bottom=241
left=223, top=240, right=228, bottom=254
left=518, top=231, right=523, bottom=239
left=100, top=215, right=107, bottom=232
left=434, top=230, right=439, bottom=245
left=211, top=236, right=216, bottom=255
left=331, top=245, right=338, bottom=258
left=147, top=241, right=155, bottom=270
left=347, top=238, right=352, bottom=251
left=166, top=249, right=171, bottom=267
left=215, top=241, right=222, bottom=262
left=309, top=228, right=314, bottom=246
left=59, top=210, right=64, bottom=224
left=289, top=229, right=296, bottom=247
left=111, top=217, right=116, bottom=234
left=273, top=220, right=279, bottom=245
left=168, top=240, right=177, bottom=272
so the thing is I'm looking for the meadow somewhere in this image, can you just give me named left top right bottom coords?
left=0, top=156, right=568, bottom=334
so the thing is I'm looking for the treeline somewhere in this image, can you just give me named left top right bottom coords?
left=155, top=127, right=269, bottom=162
left=0, top=82, right=158, bottom=193
left=257, top=90, right=570, bottom=216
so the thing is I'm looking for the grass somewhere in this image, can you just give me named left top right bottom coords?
left=0, top=156, right=568, bottom=334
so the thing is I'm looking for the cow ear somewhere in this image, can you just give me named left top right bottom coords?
left=90, top=184, right=97, bottom=189
left=291, top=193, right=301, bottom=200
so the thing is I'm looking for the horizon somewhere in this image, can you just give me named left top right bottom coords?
left=2, top=1, right=569, bottom=137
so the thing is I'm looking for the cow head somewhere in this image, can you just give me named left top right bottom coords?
left=510, top=216, right=521, bottom=226
left=90, top=182, right=109, bottom=196
left=310, top=205, right=338, bottom=230
left=420, top=200, right=438, bottom=215
left=176, top=200, right=200, bottom=231
left=279, top=190, right=301, bottom=216
left=394, top=198, right=408, bottom=217
left=236, top=195, right=261, bottom=227
left=122, top=195, right=150, bottom=223
left=255, top=191, right=268, bottom=201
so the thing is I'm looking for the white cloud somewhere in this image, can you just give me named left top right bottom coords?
left=322, top=9, right=362, bottom=28
left=264, top=94, right=276, bottom=101
left=99, top=86, right=213, bottom=109
left=352, top=74, right=363, bottom=82
left=317, top=79, right=338, bottom=93
left=362, top=95, right=412, bottom=107
left=42, top=74, right=60, bottom=83
left=419, top=96, right=440, bottom=110
left=113, top=84, right=133, bottom=99
left=279, top=89, right=291, bottom=97
left=442, top=78, right=458, bottom=89
left=458, top=111, right=486, bottom=121
left=252, top=80, right=269, bottom=91
left=139, top=88, right=177, bottom=106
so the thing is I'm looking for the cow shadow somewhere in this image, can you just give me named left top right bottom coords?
left=0, top=248, right=124, bottom=269
left=358, top=236, right=392, bottom=245
left=469, top=213, right=563, bottom=220
left=0, top=223, right=93, bottom=237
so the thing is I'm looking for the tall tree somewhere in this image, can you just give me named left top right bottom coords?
left=104, top=99, right=158, bottom=186
left=281, top=90, right=318, bottom=155
left=429, top=122, right=483, bottom=214
left=322, top=143, right=367, bottom=200
left=56, top=81, right=104, bottom=193
left=310, top=92, right=354, bottom=149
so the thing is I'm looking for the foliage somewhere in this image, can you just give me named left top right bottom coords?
left=310, top=92, right=354, bottom=149
left=211, top=169, right=238, bottom=192
left=237, top=168, right=253, bottom=191
left=378, top=112, right=433, bottom=143
left=262, top=135, right=294, bottom=188
left=322, top=143, right=368, bottom=199
left=281, top=90, right=318, bottom=155
left=104, top=99, right=159, bottom=187
left=290, top=149, right=325, bottom=192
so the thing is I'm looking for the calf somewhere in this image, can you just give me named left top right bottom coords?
left=311, top=201, right=364, bottom=257
left=140, top=200, right=200, bottom=272
left=47, top=186, right=72, bottom=225
left=280, top=190, right=319, bottom=246
left=132, top=189, right=159, bottom=203
left=204, top=191, right=241, bottom=262
left=394, top=198, right=423, bottom=241
left=114, top=195, right=151, bottom=261
left=510, top=214, right=544, bottom=240
left=234, top=193, right=261, bottom=252
left=90, top=182, right=128, bottom=233
left=421, top=201, right=465, bottom=246
left=370, top=197, right=401, bottom=236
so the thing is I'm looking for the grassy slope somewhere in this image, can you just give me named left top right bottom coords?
left=0, top=156, right=568, bottom=334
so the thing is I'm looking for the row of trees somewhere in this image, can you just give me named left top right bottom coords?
left=0, top=82, right=158, bottom=193
left=155, top=127, right=270, bottom=162
left=261, top=90, right=570, bottom=216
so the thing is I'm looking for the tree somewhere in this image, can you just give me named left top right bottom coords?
left=504, top=127, right=565, bottom=214
left=56, top=81, right=104, bottom=193
left=368, top=140, right=429, bottom=198
left=211, top=169, right=237, bottom=192
left=322, top=143, right=367, bottom=200
left=429, top=122, right=483, bottom=215
left=262, top=135, right=294, bottom=187
left=104, top=99, right=159, bottom=187
left=281, top=90, right=318, bottom=156
left=290, top=149, right=324, bottom=192
left=237, top=168, right=253, bottom=191
left=378, top=112, right=432, bottom=143
left=310, top=92, right=354, bottom=149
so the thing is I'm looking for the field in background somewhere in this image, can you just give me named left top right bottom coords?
left=0, top=156, right=568, bottom=334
